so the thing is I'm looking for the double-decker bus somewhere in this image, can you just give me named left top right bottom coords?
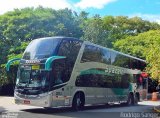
left=6, top=37, right=146, bottom=110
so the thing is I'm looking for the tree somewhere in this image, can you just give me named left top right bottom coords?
left=145, top=39, right=160, bottom=79
left=82, top=15, right=160, bottom=48
left=114, top=30, right=160, bottom=79
left=102, top=16, right=160, bottom=48
left=81, top=15, right=109, bottom=47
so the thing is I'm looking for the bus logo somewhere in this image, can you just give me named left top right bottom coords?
left=26, top=60, right=41, bottom=64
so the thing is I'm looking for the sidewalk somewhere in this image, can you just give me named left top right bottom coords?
left=0, top=96, right=15, bottom=113
left=0, top=96, right=41, bottom=113
left=0, top=96, right=15, bottom=106
left=147, top=92, right=160, bottom=112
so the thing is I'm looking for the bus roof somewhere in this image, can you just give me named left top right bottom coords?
left=33, top=36, right=82, bottom=42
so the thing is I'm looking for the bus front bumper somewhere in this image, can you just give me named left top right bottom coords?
left=14, top=92, right=52, bottom=107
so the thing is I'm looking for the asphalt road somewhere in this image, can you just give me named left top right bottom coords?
left=0, top=97, right=160, bottom=118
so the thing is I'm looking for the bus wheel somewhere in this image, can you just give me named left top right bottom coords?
left=72, top=92, right=85, bottom=111
left=134, top=93, right=139, bottom=105
left=127, top=93, right=134, bottom=105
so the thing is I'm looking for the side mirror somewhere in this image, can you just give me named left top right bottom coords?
left=6, top=58, right=21, bottom=71
left=45, top=56, right=66, bottom=71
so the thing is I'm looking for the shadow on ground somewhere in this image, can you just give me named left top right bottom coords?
left=21, top=103, right=139, bottom=114
left=0, top=107, right=7, bottom=113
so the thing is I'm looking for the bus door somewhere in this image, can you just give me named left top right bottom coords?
left=50, top=58, right=70, bottom=106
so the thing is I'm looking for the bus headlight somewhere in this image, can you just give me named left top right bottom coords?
left=39, top=92, right=48, bottom=97
left=14, top=91, right=19, bottom=96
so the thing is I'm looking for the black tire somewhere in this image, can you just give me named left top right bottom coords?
left=134, top=93, right=139, bottom=105
left=127, top=93, right=134, bottom=105
left=72, top=93, right=85, bottom=111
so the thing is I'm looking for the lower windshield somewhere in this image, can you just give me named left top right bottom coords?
left=23, top=38, right=60, bottom=60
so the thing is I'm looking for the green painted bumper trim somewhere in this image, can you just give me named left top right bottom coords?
left=112, top=88, right=128, bottom=95
left=6, top=58, right=21, bottom=71
left=45, top=56, right=66, bottom=71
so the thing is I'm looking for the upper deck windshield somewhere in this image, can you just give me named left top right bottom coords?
left=23, top=38, right=60, bottom=60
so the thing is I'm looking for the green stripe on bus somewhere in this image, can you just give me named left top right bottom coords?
left=129, top=83, right=133, bottom=92
left=80, top=69, right=113, bottom=76
left=111, top=88, right=128, bottom=95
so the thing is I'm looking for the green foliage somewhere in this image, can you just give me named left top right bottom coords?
left=0, top=68, right=8, bottom=86
left=8, top=42, right=29, bottom=60
left=82, top=15, right=160, bottom=48
left=81, top=15, right=109, bottom=47
left=145, top=35, right=160, bottom=79
left=114, top=30, right=160, bottom=79
left=0, top=41, right=28, bottom=86
left=0, top=7, right=83, bottom=43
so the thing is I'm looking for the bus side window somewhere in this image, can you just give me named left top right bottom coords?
left=50, top=59, right=66, bottom=86
left=121, top=74, right=130, bottom=88
left=58, top=39, right=82, bottom=82
left=81, top=45, right=103, bottom=63
left=101, top=48, right=111, bottom=64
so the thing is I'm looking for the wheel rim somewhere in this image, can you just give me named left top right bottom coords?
left=129, top=98, right=132, bottom=105
left=135, top=95, right=138, bottom=104
left=73, top=93, right=84, bottom=110
left=76, top=96, right=81, bottom=108
left=128, top=95, right=132, bottom=105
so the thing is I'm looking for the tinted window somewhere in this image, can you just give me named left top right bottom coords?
left=57, top=39, right=82, bottom=82
left=112, top=54, right=130, bottom=68
left=130, top=59, right=146, bottom=70
left=112, top=74, right=121, bottom=88
left=75, top=73, right=130, bottom=89
left=111, top=51, right=118, bottom=65
left=137, top=60, right=146, bottom=70
left=101, top=49, right=111, bottom=64
left=76, top=74, right=101, bottom=87
left=130, top=59, right=138, bottom=69
left=23, top=38, right=60, bottom=60
left=81, top=44, right=145, bottom=70
left=121, top=74, right=130, bottom=88
left=58, top=39, right=82, bottom=64
left=50, top=59, right=68, bottom=87
left=81, top=45, right=103, bottom=63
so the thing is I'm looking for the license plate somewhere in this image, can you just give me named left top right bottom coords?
left=32, top=65, right=40, bottom=70
left=24, top=100, right=30, bottom=104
